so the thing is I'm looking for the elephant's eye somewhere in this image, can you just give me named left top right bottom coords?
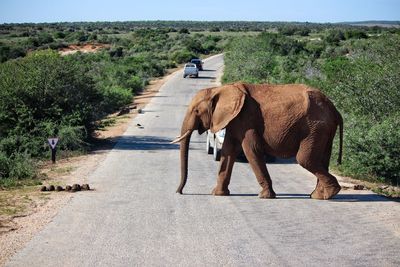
left=194, top=109, right=199, bottom=114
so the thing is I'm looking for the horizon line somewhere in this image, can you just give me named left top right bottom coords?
left=1, top=19, right=399, bottom=25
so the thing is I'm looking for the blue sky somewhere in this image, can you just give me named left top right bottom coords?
left=0, top=0, right=399, bottom=23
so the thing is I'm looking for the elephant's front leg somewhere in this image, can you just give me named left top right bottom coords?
left=241, top=130, right=276, bottom=199
left=212, top=135, right=241, bottom=196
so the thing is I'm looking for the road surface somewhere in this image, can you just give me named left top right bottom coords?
left=7, top=54, right=400, bottom=266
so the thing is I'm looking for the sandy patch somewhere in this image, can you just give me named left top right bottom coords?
left=59, top=43, right=111, bottom=56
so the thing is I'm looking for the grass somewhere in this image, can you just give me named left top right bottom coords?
left=96, top=117, right=118, bottom=130
left=372, top=187, right=400, bottom=199
left=0, top=186, right=37, bottom=216
left=49, top=166, right=74, bottom=175
left=0, top=35, right=29, bottom=43
left=0, top=178, right=42, bottom=190
left=96, top=114, right=131, bottom=131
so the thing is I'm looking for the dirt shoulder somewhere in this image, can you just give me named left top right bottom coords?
left=0, top=67, right=179, bottom=266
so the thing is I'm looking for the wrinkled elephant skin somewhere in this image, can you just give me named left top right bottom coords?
left=174, top=83, right=343, bottom=200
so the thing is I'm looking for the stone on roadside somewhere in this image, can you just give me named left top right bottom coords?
left=55, top=185, right=64, bottom=191
left=71, top=184, right=81, bottom=192
left=40, top=186, right=47, bottom=192
left=81, top=184, right=90, bottom=190
left=353, top=184, right=364, bottom=190
left=47, top=185, right=55, bottom=191
left=65, top=185, right=72, bottom=191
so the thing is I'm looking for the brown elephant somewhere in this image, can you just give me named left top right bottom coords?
left=172, top=82, right=343, bottom=200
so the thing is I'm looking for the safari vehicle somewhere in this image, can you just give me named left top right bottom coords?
left=190, top=58, right=203, bottom=71
left=206, top=129, right=226, bottom=161
left=206, top=129, right=276, bottom=162
left=183, top=63, right=199, bottom=78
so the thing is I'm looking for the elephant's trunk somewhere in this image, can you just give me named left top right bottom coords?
left=173, top=111, right=198, bottom=194
left=176, top=130, right=192, bottom=194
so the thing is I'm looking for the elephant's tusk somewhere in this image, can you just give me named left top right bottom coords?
left=170, top=130, right=191, bottom=144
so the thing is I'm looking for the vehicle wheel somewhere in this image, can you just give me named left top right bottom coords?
left=183, top=74, right=186, bottom=78
left=195, top=74, right=199, bottom=78
left=213, top=139, right=221, bottom=161
left=206, top=135, right=213, bottom=154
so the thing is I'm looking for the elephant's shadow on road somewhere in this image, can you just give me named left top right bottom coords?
left=330, top=193, right=397, bottom=202
left=95, top=136, right=397, bottom=203
left=183, top=193, right=396, bottom=202
left=277, top=193, right=395, bottom=202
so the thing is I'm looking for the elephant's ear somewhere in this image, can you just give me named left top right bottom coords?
left=210, top=83, right=247, bottom=133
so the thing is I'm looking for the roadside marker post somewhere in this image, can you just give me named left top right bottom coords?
left=48, top=138, right=59, bottom=164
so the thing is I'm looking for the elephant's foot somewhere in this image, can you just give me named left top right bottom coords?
left=258, top=188, right=276, bottom=199
left=311, top=183, right=341, bottom=200
left=212, top=187, right=230, bottom=196
left=310, top=181, right=324, bottom=199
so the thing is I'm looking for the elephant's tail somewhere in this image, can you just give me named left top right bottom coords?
left=337, top=112, right=343, bottom=165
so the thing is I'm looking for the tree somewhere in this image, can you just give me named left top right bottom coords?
left=179, top=28, right=189, bottom=34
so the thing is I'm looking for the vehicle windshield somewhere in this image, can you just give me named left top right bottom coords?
left=186, top=64, right=196, bottom=68
left=191, top=59, right=200, bottom=63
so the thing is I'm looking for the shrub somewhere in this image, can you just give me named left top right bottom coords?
left=0, top=50, right=103, bottom=179
left=127, top=75, right=143, bottom=92
left=0, top=151, right=9, bottom=179
left=8, top=152, right=37, bottom=180
left=171, top=49, right=196, bottom=64
left=179, top=28, right=189, bottom=34
left=57, top=124, right=87, bottom=151
left=340, top=115, right=400, bottom=185
left=100, top=86, right=132, bottom=113
left=324, top=29, right=345, bottom=45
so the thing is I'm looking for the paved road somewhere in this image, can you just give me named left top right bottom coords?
left=7, top=54, right=400, bottom=267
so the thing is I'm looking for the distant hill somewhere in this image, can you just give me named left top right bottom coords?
left=340, top=20, right=400, bottom=28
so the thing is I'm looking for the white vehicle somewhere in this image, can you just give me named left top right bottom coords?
left=206, top=129, right=225, bottom=161
left=183, top=63, right=199, bottom=78
left=206, top=129, right=276, bottom=162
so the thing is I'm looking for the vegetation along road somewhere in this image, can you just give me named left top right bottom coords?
left=6, top=54, right=400, bottom=266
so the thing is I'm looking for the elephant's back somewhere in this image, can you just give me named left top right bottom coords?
left=245, top=83, right=310, bottom=123
left=244, top=84, right=314, bottom=156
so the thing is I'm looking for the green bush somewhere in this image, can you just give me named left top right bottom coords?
left=8, top=152, right=37, bottom=180
left=340, top=115, right=400, bottom=185
left=127, top=75, right=143, bottom=92
left=0, top=50, right=103, bottom=180
left=0, top=151, right=9, bottom=178
left=57, top=124, right=87, bottom=151
left=100, top=86, right=132, bottom=113
left=0, top=150, right=36, bottom=180
left=171, top=49, right=196, bottom=64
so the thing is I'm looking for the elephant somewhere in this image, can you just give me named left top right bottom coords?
left=172, top=82, right=343, bottom=200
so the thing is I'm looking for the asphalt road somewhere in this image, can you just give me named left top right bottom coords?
left=7, top=54, right=400, bottom=267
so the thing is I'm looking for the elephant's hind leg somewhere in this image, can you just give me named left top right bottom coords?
left=242, top=130, right=276, bottom=199
left=297, top=137, right=340, bottom=200
left=310, top=136, right=334, bottom=198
